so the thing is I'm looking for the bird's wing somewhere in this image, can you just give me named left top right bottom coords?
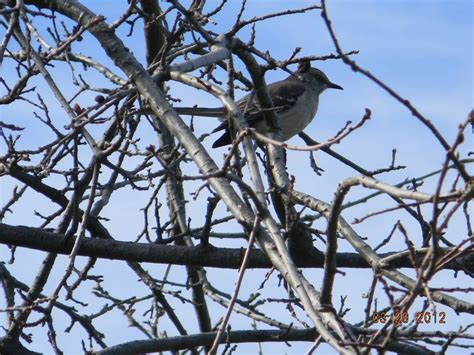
left=212, top=81, right=307, bottom=132
left=239, top=81, right=306, bottom=124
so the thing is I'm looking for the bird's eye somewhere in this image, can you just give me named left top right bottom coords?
left=314, top=74, right=323, bottom=82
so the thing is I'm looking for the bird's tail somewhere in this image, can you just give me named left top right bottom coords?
left=174, top=107, right=226, bottom=117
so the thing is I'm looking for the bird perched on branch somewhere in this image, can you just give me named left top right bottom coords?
left=175, top=61, right=343, bottom=148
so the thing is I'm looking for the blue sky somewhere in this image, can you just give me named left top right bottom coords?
left=1, top=1, right=473, bottom=354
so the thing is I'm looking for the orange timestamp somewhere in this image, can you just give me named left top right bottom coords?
left=371, top=310, right=447, bottom=326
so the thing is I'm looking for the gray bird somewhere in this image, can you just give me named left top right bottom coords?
left=176, top=62, right=343, bottom=148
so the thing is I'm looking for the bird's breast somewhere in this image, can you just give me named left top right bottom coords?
left=278, top=94, right=319, bottom=141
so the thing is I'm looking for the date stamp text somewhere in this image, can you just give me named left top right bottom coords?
left=371, top=311, right=446, bottom=326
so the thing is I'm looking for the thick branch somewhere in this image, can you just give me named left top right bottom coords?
left=1, top=223, right=472, bottom=273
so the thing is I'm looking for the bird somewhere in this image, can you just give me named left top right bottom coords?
left=175, top=61, right=343, bottom=148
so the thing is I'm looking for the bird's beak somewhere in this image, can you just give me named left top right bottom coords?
left=328, top=82, right=343, bottom=90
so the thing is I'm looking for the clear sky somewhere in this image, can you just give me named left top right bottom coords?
left=1, top=1, right=472, bottom=354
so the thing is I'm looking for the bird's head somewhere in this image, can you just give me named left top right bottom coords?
left=295, top=61, right=343, bottom=93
